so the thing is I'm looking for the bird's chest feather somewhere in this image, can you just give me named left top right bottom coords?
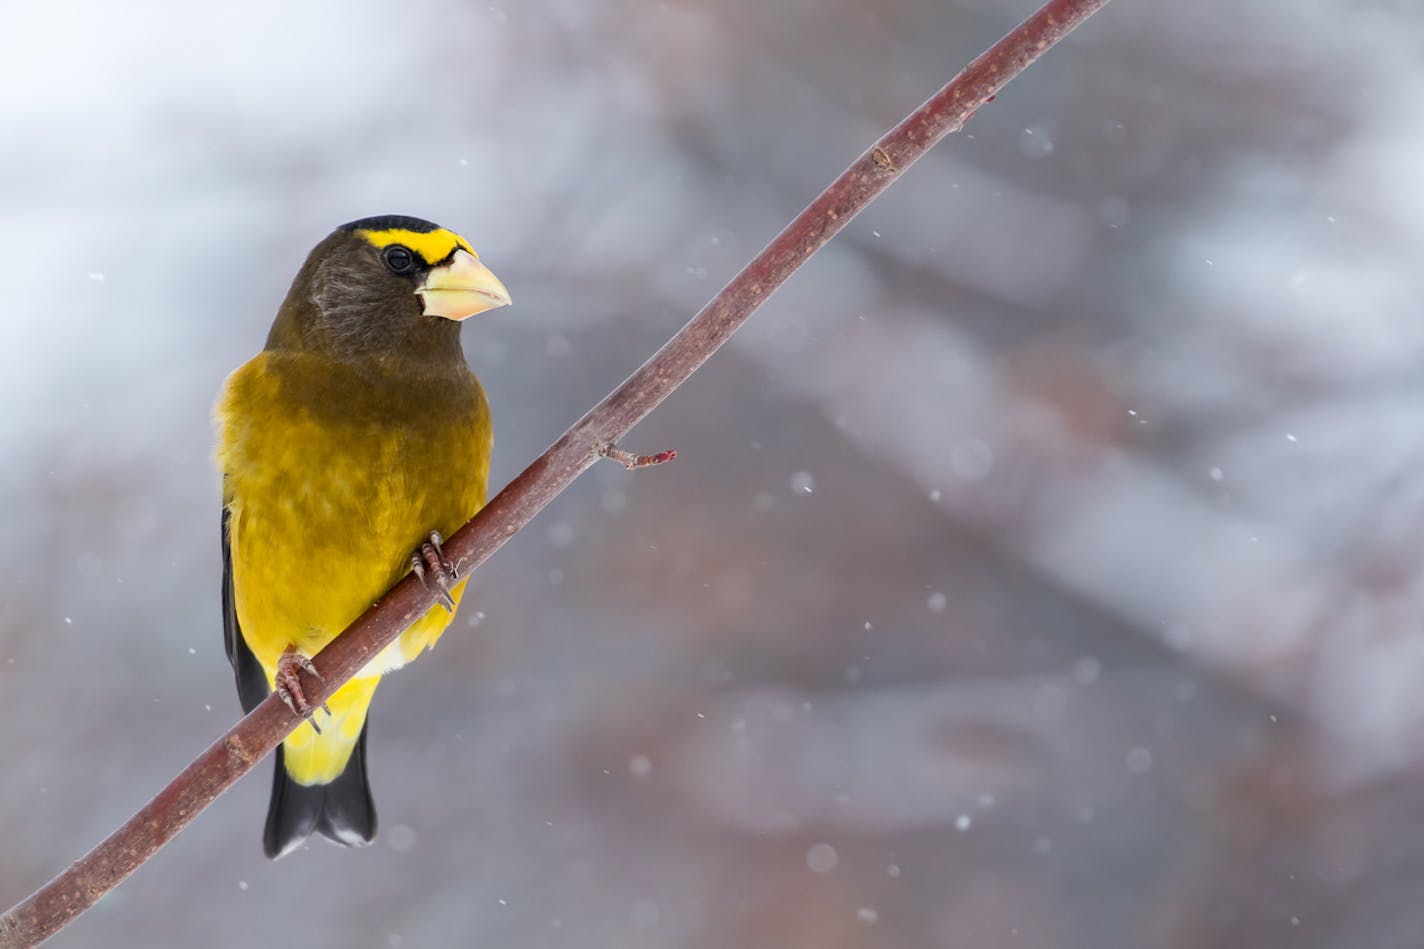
left=218, top=352, right=489, bottom=668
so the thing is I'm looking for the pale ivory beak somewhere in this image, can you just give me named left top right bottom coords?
left=417, top=249, right=511, bottom=321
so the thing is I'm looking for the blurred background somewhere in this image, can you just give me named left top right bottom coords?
left=2, top=0, right=1420, bottom=946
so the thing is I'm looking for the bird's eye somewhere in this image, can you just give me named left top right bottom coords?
left=382, top=245, right=417, bottom=275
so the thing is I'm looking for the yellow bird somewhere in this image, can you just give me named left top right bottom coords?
left=215, top=215, right=509, bottom=858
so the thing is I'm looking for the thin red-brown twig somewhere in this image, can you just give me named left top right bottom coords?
left=0, top=1, right=1113, bottom=944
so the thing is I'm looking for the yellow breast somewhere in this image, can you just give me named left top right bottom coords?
left=216, top=350, right=491, bottom=678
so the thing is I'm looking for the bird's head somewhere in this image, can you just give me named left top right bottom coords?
left=268, top=214, right=511, bottom=363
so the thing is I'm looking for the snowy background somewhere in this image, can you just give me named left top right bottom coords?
left=4, top=0, right=1424, bottom=946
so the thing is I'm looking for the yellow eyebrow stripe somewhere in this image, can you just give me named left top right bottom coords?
left=355, top=227, right=476, bottom=266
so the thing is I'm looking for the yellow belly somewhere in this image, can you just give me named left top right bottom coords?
left=217, top=350, right=490, bottom=783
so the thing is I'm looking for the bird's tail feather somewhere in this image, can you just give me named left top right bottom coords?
left=263, top=724, right=376, bottom=859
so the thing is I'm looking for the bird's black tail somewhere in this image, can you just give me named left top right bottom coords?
left=263, top=724, right=377, bottom=859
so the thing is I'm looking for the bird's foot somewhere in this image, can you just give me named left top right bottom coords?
left=411, top=530, right=458, bottom=614
left=274, top=645, right=326, bottom=733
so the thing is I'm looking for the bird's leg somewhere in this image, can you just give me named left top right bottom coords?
left=411, top=530, right=458, bottom=614
left=274, top=645, right=325, bottom=733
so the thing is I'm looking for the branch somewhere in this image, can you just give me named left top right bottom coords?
left=0, top=1, right=1113, bottom=944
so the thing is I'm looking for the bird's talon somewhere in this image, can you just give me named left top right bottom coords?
left=274, top=646, right=322, bottom=724
left=412, top=532, right=460, bottom=612
left=294, top=652, right=323, bottom=682
left=274, top=678, right=305, bottom=715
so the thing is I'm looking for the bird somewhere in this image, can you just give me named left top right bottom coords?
left=214, top=215, right=509, bottom=858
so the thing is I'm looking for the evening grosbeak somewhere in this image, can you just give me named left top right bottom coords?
left=215, top=215, right=509, bottom=857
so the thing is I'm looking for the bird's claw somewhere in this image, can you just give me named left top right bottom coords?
left=274, top=646, right=324, bottom=733
left=412, top=530, right=458, bottom=614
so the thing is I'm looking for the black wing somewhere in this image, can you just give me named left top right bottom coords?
left=223, top=506, right=270, bottom=714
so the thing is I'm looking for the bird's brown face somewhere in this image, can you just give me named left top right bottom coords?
left=351, top=218, right=511, bottom=322
left=280, top=215, right=511, bottom=361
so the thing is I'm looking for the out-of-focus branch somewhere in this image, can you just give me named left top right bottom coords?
left=0, top=1, right=1114, bottom=944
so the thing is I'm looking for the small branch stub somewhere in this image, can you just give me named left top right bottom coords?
left=600, top=443, right=678, bottom=471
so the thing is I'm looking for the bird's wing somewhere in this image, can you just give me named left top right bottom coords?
left=223, top=504, right=271, bottom=714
